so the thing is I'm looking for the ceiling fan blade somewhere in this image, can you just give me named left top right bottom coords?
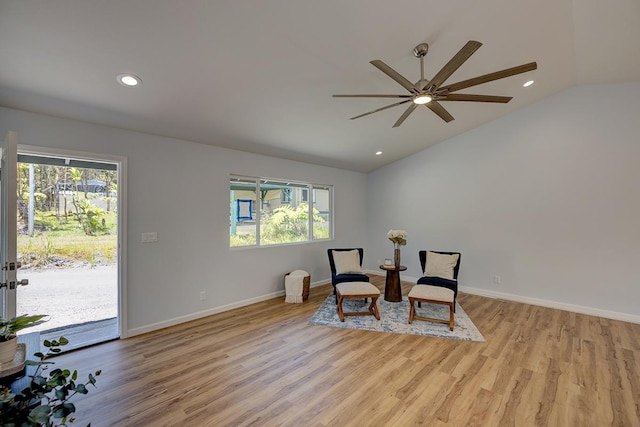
left=427, top=41, right=482, bottom=91
left=349, top=99, right=412, bottom=120
left=426, top=101, right=454, bottom=123
left=392, top=104, right=418, bottom=128
left=333, top=94, right=411, bottom=99
left=440, top=94, right=512, bottom=103
left=440, top=62, right=537, bottom=93
left=370, top=60, right=420, bottom=94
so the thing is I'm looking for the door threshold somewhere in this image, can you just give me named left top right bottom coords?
left=39, top=317, right=119, bottom=353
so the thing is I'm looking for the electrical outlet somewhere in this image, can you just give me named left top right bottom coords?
left=493, top=275, right=502, bottom=285
left=200, top=291, right=206, bottom=301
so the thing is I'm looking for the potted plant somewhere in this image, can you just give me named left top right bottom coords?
left=0, top=336, right=101, bottom=426
left=0, top=314, right=48, bottom=364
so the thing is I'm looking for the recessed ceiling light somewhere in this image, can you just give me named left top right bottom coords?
left=117, top=73, right=142, bottom=87
left=375, top=151, right=383, bottom=156
left=523, top=80, right=534, bottom=87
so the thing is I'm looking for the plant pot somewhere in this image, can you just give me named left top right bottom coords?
left=0, top=337, right=18, bottom=364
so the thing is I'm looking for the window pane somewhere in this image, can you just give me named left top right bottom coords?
left=312, top=185, right=331, bottom=240
left=230, top=177, right=257, bottom=247
left=260, top=179, right=310, bottom=246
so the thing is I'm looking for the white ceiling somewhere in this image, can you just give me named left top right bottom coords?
left=1, top=0, right=639, bottom=172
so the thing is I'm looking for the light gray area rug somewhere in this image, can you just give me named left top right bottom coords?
left=309, top=294, right=485, bottom=342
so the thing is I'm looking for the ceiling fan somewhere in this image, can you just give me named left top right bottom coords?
left=333, top=41, right=537, bottom=127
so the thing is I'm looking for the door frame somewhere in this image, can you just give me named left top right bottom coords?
left=18, top=144, right=128, bottom=339
left=1, top=131, right=19, bottom=318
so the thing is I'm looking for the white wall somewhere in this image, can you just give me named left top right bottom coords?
left=0, top=107, right=368, bottom=335
left=367, top=82, right=640, bottom=321
left=4, top=81, right=638, bottom=331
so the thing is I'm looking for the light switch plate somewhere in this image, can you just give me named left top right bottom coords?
left=141, top=232, right=158, bottom=243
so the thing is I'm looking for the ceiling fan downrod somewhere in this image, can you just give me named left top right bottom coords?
left=413, top=43, right=431, bottom=102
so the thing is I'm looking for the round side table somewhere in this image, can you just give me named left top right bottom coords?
left=379, top=264, right=407, bottom=302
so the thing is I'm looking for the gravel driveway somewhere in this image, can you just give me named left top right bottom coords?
left=16, top=265, right=117, bottom=332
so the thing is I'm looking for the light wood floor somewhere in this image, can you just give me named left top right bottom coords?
left=52, top=276, right=640, bottom=426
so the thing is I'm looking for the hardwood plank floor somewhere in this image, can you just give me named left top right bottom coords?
left=48, top=276, right=640, bottom=426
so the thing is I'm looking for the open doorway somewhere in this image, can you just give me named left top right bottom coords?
left=14, top=151, right=121, bottom=352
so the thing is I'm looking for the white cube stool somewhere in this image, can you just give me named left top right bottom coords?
left=335, top=282, right=381, bottom=322
left=408, top=285, right=455, bottom=330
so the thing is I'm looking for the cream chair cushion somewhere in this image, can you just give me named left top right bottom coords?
left=408, top=284, right=454, bottom=302
left=336, top=281, right=380, bottom=296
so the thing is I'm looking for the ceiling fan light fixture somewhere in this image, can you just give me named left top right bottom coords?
left=413, top=94, right=432, bottom=105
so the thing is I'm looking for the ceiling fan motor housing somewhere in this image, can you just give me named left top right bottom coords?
left=413, top=43, right=429, bottom=58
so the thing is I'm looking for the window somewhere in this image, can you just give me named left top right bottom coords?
left=229, top=177, right=257, bottom=246
left=280, top=188, right=291, bottom=204
left=312, top=185, right=331, bottom=240
left=230, top=175, right=332, bottom=247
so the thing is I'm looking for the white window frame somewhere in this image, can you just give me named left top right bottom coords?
left=230, top=175, right=332, bottom=247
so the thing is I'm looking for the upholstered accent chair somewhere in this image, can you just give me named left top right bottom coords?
left=327, top=248, right=370, bottom=302
left=417, top=250, right=461, bottom=312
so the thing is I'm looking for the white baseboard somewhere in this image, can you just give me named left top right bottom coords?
left=365, top=270, right=640, bottom=325
left=459, top=285, right=640, bottom=325
left=127, top=274, right=640, bottom=337
left=310, top=279, right=328, bottom=288
left=127, top=289, right=286, bottom=337
left=127, top=278, right=331, bottom=337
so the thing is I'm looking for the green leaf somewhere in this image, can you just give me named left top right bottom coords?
left=52, top=402, right=76, bottom=418
left=88, top=373, right=97, bottom=385
left=33, top=376, right=48, bottom=386
left=55, top=387, right=67, bottom=400
left=28, top=404, right=52, bottom=423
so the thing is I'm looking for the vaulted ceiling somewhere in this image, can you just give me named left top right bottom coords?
left=1, top=0, right=639, bottom=172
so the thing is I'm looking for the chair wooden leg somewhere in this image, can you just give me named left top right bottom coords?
left=448, top=302, right=454, bottom=331
left=369, top=297, right=380, bottom=320
left=337, top=293, right=345, bottom=322
left=408, top=297, right=455, bottom=330
left=408, top=299, right=415, bottom=324
left=335, top=292, right=380, bottom=321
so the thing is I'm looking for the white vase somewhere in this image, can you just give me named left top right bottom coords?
left=0, top=337, right=18, bottom=364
